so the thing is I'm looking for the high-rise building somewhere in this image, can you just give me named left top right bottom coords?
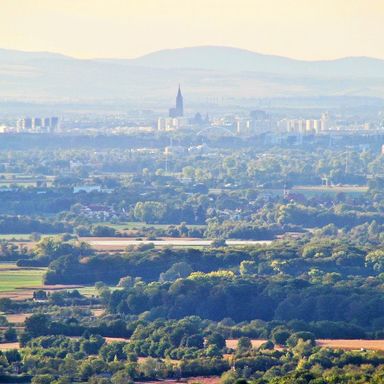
left=321, top=112, right=332, bottom=131
left=16, top=116, right=60, bottom=133
left=158, top=117, right=188, bottom=131
left=50, top=117, right=60, bottom=132
left=169, top=85, right=184, bottom=118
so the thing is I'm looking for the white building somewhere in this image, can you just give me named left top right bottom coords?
left=16, top=116, right=60, bottom=133
left=157, top=117, right=188, bottom=131
left=278, top=114, right=333, bottom=133
left=73, top=185, right=102, bottom=194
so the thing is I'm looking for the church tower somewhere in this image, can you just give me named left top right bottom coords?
left=169, top=85, right=184, bottom=117
left=175, top=85, right=184, bottom=117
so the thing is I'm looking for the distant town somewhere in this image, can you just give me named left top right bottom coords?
left=1, top=87, right=383, bottom=140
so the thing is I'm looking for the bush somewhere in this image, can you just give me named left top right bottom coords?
left=3, top=327, right=17, bottom=342
left=286, top=332, right=316, bottom=347
left=271, top=328, right=291, bottom=345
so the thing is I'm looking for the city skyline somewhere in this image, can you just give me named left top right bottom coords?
left=1, top=0, right=384, bottom=61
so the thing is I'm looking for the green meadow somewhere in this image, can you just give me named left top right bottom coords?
left=0, top=263, right=45, bottom=292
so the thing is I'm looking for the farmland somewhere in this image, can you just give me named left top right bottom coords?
left=0, top=263, right=45, bottom=293
left=83, top=237, right=273, bottom=250
left=2, top=337, right=384, bottom=353
left=0, top=263, right=95, bottom=299
left=226, top=339, right=384, bottom=352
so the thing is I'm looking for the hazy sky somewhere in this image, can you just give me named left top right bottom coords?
left=1, top=0, right=384, bottom=60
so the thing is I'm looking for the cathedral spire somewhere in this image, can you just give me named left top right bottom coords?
left=169, top=85, right=184, bottom=118
left=175, top=85, right=183, bottom=116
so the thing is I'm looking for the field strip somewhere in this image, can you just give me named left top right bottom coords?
left=2, top=338, right=384, bottom=352
left=226, top=339, right=384, bottom=351
left=86, top=238, right=273, bottom=247
left=317, top=339, right=384, bottom=351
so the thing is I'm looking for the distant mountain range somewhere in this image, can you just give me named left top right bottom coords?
left=128, top=46, right=384, bottom=78
left=0, top=46, right=383, bottom=102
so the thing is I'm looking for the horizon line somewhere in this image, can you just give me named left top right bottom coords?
left=1, top=44, right=384, bottom=63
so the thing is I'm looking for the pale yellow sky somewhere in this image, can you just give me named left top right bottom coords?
left=1, top=0, right=384, bottom=60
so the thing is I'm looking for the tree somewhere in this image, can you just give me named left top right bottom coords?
left=258, top=340, right=274, bottom=350
left=237, top=337, right=252, bottom=353
left=239, top=261, right=258, bottom=276
left=134, top=202, right=166, bottom=224
left=118, top=276, right=134, bottom=288
left=81, top=335, right=105, bottom=355
left=366, top=250, right=384, bottom=272
left=30, top=232, right=42, bottom=241
left=5, top=349, right=21, bottom=363
left=92, top=225, right=116, bottom=237
left=185, top=334, right=204, bottom=349
left=31, top=374, right=55, bottom=384
left=182, top=166, right=195, bottom=179
left=211, top=239, right=226, bottom=247
left=0, top=316, right=8, bottom=327
left=111, top=369, right=134, bottom=384
left=221, top=370, right=238, bottom=384
left=78, top=358, right=109, bottom=381
left=205, top=333, right=226, bottom=349
left=88, top=377, right=112, bottom=384
left=205, top=344, right=222, bottom=357
left=53, top=378, right=72, bottom=384
left=59, top=356, right=78, bottom=377
left=0, top=298, right=12, bottom=312
left=139, top=357, right=165, bottom=379
left=286, top=332, right=316, bottom=348
left=159, top=262, right=193, bottom=282
left=24, top=314, right=51, bottom=337
left=3, top=327, right=17, bottom=342
left=271, top=329, right=291, bottom=346
left=99, top=342, right=127, bottom=362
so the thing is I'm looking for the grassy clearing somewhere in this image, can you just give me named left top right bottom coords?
left=77, top=286, right=98, bottom=297
left=0, top=263, right=110, bottom=297
left=0, top=262, right=20, bottom=270
left=0, top=234, right=64, bottom=242
left=0, top=234, right=32, bottom=241
left=0, top=263, right=46, bottom=292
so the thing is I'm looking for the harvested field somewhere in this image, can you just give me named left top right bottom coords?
left=91, top=308, right=105, bottom=317
left=0, top=290, right=34, bottom=301
left=226, top=339, right=268, bottom=349
left=105, top=337, right=130, bottom=343
left=1, top=338, right=383, bottom=355
left=317, top=339, right=384, bottom=351
left=186, top=377, right=220, bottom=384
left=136, top=377, right=220, bottom=384
left=3, top=313, right=31, bottom=324
left=0, top=283, right=85, bottom=301
left=227, top=339, right=384, bottom=351
left=0, top=342, right=20, bottom=351
left=83, top=237, right=272, bottom=251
